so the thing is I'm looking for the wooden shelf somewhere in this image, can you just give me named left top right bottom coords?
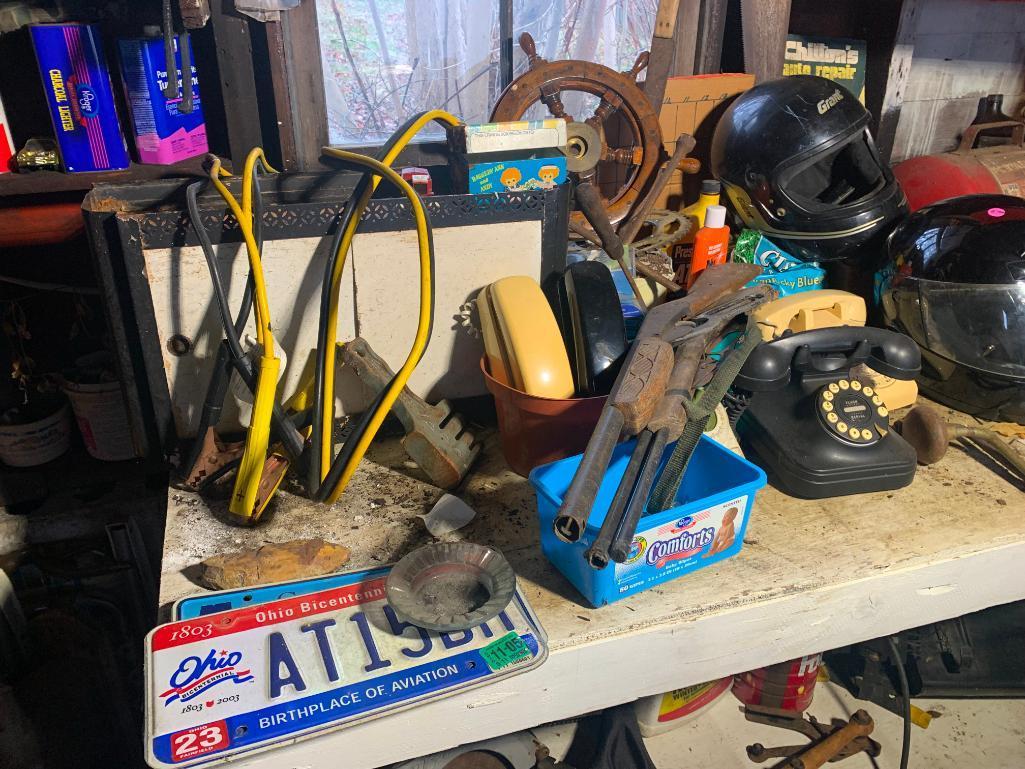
left=0, top=158, right=209, bottom=198
left=158, top=409, right=1025, bottom=769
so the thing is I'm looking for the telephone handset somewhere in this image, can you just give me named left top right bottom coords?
left=751, top=290, right=918, bottom=409
left=732, top=327, right=921, bottom=499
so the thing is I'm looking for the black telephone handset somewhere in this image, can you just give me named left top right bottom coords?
left=734, top=326, right=921, bottom=392
left=733, top=327, right=921, bottom=499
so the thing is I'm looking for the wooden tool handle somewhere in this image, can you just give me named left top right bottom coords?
left=645, top=338, right=704, bottom=439
left=611, top=337, right=674, bottom=435
left=575, top=182, right=624, bottom=262
left=787, top=711, right=874, bottom=769
left=679, top=157, right=701, bottom=174
left=576, top=181, right=647, bottom=309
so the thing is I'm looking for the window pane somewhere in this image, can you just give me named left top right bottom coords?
left=316, top=0, right=657, bottom=145
left=317, top=0, right=501, bottom=145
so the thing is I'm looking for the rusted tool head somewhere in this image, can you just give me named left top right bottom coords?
left=899, top=405, right=950, bottom=464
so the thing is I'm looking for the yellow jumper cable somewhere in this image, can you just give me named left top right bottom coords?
left=318, top=147, right=439, bottom=504
left=317, top=110, right=461, bottom=484
left=209, top=149, right=282, bottom=523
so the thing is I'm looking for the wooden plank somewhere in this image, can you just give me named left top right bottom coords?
left=694, top=0, right=728, bottom=74
left=209, top=4, right=263, bottom=167
left=0, top=159, right=209, bottom=198
left=263, top=21, right=298, bottom=170
left=874, top=0, right=920, bottom=165
left=158, top=411, right=1025, bottom=768
left=280, top=0, right=329, bottom=169
left=672, top=0, right=703, bottom=77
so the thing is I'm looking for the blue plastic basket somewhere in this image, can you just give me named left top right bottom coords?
left=529, top=435, right=767, bottom=607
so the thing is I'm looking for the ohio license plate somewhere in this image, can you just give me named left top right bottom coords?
left=146, top=571, right=547, bottom=767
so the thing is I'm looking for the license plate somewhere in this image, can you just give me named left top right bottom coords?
left=146, top=569, right=547, bottom=767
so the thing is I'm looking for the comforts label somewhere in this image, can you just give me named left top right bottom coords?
left=614, top=496, right=748, bottom=588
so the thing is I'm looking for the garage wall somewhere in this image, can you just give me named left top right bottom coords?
left=891, top=0, right=1025, bottom=162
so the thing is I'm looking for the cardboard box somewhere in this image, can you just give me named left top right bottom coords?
left=0, top=94, right=12, bottom=173
left=656, top=73, right=754, bottom=210
left=454, top=118, right=567, bottom=154
left=468, top=156, right=566, bottom=194
left=31, top=23, right=130, bottom=172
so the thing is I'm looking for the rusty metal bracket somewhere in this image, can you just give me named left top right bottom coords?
left=342, top=338, right=480, bottom=489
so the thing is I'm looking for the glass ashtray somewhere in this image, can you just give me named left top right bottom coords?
left=386, top=542, right=516, bottom=632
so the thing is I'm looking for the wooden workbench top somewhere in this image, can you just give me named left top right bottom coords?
left=158, top=415, right=1025, bottom=769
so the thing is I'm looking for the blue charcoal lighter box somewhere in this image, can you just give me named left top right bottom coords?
left=31, top=23, right=130, bottom=172
left=118, top=35, right=208, bottom=164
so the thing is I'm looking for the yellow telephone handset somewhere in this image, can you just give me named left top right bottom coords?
left=477, top=276, right=574, bottom=399
left=752, top=290, right=917, bottom=410
left=753, top=289, right=867, bottom=340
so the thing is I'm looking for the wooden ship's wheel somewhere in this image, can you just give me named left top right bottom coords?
left=490, top=33, right=667, bottom=226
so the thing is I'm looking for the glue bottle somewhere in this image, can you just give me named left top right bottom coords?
left=687, top=204, right=730, bottom=289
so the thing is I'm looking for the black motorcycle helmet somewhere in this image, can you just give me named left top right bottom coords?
left=711, top=75, right=907, bottom=265
left=878, top=194, right=1025, bottom=423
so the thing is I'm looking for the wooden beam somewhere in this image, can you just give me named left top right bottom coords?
left=672, top=0, right=703, bottom=77
left=279, top=0, right=329, bottom=169
left=873, top=0, right=920, bottom=164
left=694, top=0, right=728, bottom=74
left=264, top=21, right=298, bottom=170
left=209, top=2, right=263, bottom=166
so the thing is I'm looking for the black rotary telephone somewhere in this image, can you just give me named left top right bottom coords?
left=731, top=326, right=921, bottom=498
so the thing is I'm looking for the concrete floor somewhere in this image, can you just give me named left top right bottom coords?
left=638, top=682, right=1025, bottom=769
left=397, top=681, right=1025, bottom=768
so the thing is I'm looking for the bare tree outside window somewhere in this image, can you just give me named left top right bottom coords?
left=317, top=0, right=657, bottom=146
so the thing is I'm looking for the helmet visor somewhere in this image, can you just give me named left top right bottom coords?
left=777, top=130, right=887, bottom=214
left=899, top=277, right=1025, bottom=377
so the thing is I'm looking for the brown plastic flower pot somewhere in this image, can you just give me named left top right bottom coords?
left=481, top=357, right=607, bottom=477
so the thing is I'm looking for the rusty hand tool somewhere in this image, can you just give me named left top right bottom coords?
left=342, top=338, right=480, bottom=489
left=899, top=404, right=1025, bottom=479
left=779, top=710, right=874, bottom=769
left=554, top=263, right=762, bottom=542
left=568, top=212, right=682, bottom=294
left=618, top=133, right=698, bottom=247
left=744, top=708, right=881, bottom=765
left=576, top=181, right=648, bottom=309
left=592, top=286, right=773, bottom=566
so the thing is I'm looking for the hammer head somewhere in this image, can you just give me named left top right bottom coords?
left=401, top=399, right=480, bottom=489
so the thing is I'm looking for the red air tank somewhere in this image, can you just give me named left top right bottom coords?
left=893, top=121, right=1025, bottom=211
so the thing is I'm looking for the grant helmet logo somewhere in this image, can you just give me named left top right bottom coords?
left=160, top=649, right=253, bottom=706
left=817, top=89, right=844, bottom=114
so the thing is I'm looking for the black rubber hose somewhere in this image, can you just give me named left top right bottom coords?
left=308, top=111, right=439, bottom=496
left=888, top=636, right=912, bottom=769
left=314, top=153, right=437, bottom=502
left=187, top=168, right=305, bottom=461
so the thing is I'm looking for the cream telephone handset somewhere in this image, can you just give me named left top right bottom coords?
left=752, top=290, right=918, bottom=410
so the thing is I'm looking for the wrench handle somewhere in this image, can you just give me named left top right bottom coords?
left=785, top=711, right=874, bottom=769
